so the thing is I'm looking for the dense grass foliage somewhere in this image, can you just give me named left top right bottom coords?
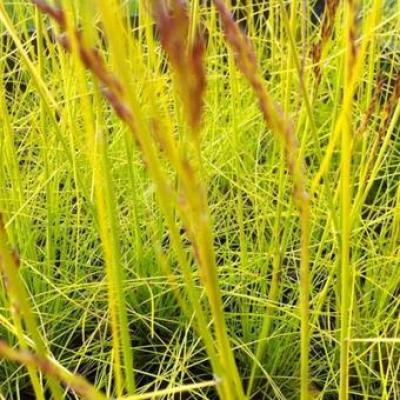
left=0, top=1, right=399, bottom=399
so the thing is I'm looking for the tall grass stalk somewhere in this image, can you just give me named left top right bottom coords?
left=210, top=1, right=311, bottom=397
left=69, top=7, right=137, bottom=392
left=0, top=216, right=64, bottom=399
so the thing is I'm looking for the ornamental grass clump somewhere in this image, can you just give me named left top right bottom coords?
left=0, top=1, right=399, bottom=399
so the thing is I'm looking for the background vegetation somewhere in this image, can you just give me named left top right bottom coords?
left=0, top=0, right=399, bottom=399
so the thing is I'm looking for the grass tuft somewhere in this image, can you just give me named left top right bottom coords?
left=0, top=1, right=399, bottom=399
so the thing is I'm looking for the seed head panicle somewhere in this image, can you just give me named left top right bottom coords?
left=31, top=0, right=66, bottom=27
left=153, top=0, right=206, bottom=136
left=212, top=0, right=308, bottom=206
left=312, top=0, right=340, bottom=84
